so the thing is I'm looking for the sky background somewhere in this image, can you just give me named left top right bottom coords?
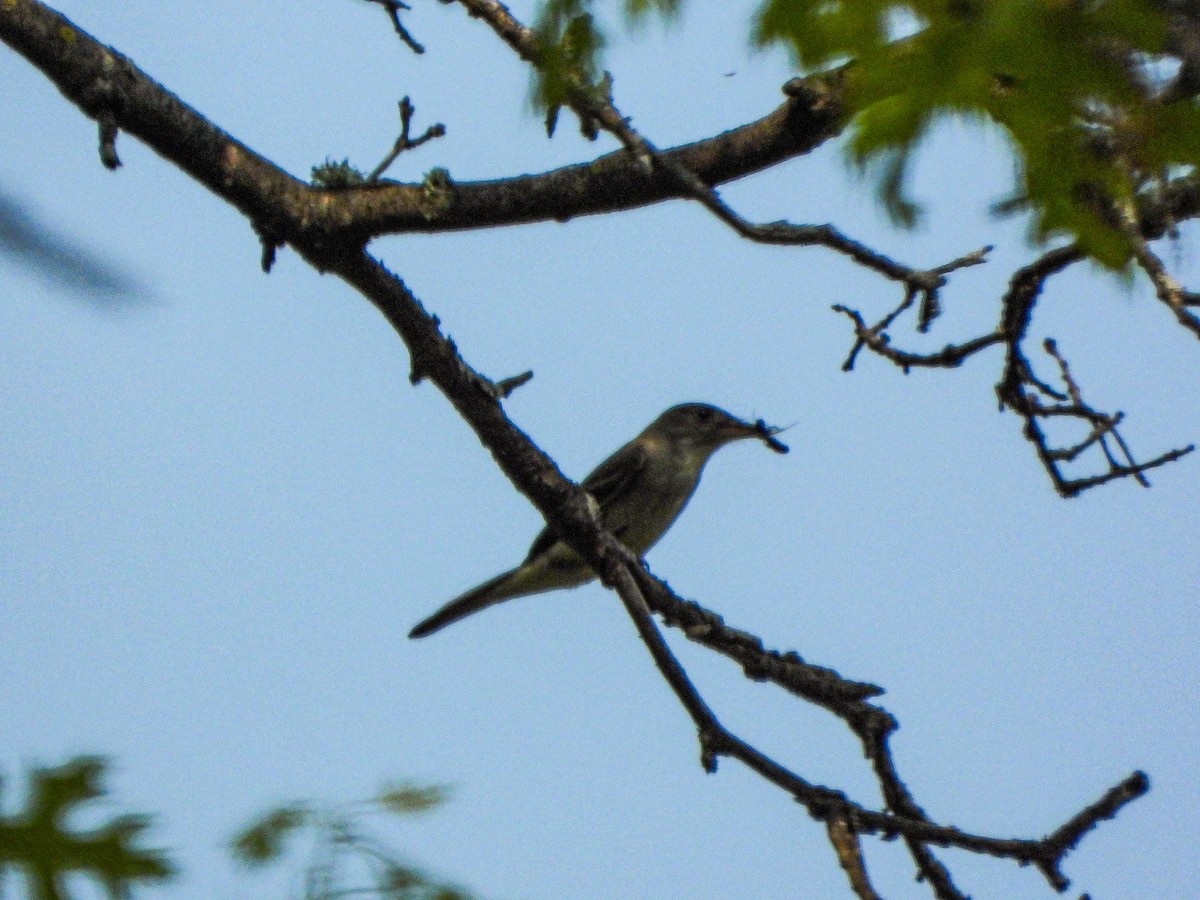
left=2, top=2, right=1199, bottom=898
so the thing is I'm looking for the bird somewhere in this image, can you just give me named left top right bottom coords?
left=408, top=402, right=787, bottom=638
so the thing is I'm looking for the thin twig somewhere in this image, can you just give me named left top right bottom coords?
left=492, top=369, right=533, bottom=398
left=833, top=303, right=1004, bottom=373
left=836, top=239, right=1193, bottom=496
left=1114, top=200, right=1200, bottom=339
left=996, top=272, right=1195, bottom=497
left=447, top=0, right=981, bottom=289
left=367, top=97, right=446, bottom=182
left=612, top=551, right=1143, bottom=885
left=361, top=0, right=425, bottom=54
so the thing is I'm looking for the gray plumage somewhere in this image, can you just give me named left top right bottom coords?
left=409, top=403, right=781, bottom=638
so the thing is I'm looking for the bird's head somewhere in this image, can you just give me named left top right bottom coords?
left=645, top=403, right=789, bottom=456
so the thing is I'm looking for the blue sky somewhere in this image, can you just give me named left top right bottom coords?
left=3, top=2, right=1199, bottom=898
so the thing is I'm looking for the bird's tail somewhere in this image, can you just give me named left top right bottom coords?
left=408, top=568, right=524, bottom=639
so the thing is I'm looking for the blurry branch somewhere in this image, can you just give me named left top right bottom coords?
left=0, top=187, right=147, bottom=304
left=1159, top=0, right=1200, bottom=103
left=359, top=0, right=425, bottom=55
left=1114, top=199, right=1200, bottom=340
left=0, top=2, right=1160, bottom=896
left=0, top=757, right=175, bottom=900
left=230, top=782, right=472, bottom=900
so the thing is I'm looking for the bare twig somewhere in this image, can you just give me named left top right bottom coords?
left=833, top=302, right=1003, bottom=373
left=989, top=247, right=1196, bottom=495
left=625, top=566, right=963, bottom=895
left=492, top=369, right=533, bottom=399
left=361, top=0, right=425, bottom=55
left=1038, top=771, right=1150, bottom=884
left=367, top=97, right=446, bottom=182
left=97, top=109, right=120, bottom=170
left=1114, top=201, right=1200, bottom=339
left=833, top=236, right=1193, bottom=496
left=607, top=552, right=1141, bottom=895
left=633, top=567, right=884, bottom=708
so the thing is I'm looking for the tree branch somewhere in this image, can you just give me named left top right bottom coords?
left=0, top=2, right=1157, bottom=895
left=360, top=0, right=425, bottom=55
left=996, top=247, right=1196, bottom=495
left=366, top=97, right=447, bottom=183
left=444, top=0, right=985, bottom=289
left=440, top=0, right=1199, bottom=504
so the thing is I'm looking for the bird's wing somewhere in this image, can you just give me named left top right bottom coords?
left=522, top=441, right=650, bottom=561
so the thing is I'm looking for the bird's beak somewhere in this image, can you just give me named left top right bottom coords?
left=719, top=418, right=763, bottom=440
left=723, top=417, right=790, bottom=454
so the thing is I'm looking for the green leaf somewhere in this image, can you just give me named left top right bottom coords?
left=0, top=757, right=175, bottom=900
left=376, top=783, right=451, bottom=816
left=624, top=0, right=681, bottom=23
left=229, top=803, right=310, bottom=866
left=755, top=0, right=1175, bottom=258
left=530, top=0, right=607, bottom=133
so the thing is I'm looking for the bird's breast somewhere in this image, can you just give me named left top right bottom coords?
left=602, top=447, right=708, bottom=554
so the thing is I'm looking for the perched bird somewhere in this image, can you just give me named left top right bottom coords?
left=409, top=403, right=787, bottom=638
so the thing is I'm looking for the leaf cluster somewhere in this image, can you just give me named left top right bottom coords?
left=755, top=0, right=1200, bottom=265
left=0, top=757, right=174, bottom=900
left=230, top=782, right=469, bottom=900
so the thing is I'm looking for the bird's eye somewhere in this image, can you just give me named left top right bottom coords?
left=696, top=407, right=712, bottom=423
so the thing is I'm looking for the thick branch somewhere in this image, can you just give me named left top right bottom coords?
left=0, top=0, right=850, bottom=243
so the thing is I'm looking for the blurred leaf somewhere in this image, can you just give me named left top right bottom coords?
left=754, top=0, right=893, bottom=69
left=226, top=783, right=474, bottom=899
left=0, top=187, right=148, bottom=304
left=752, top=0, right=1181, bottom=266
left=428, top=889, right=473, bottom=900
left=376, top=783, right=451, bottom=816
left=229, top=803, right=310, bottom=866
left=0, top=756, right=175, bottom=900
left=382, top=863, right=425, bottom=892
left=624, top=0, right=682, bottom=24
left=530, top=0, right=606, bottom=135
